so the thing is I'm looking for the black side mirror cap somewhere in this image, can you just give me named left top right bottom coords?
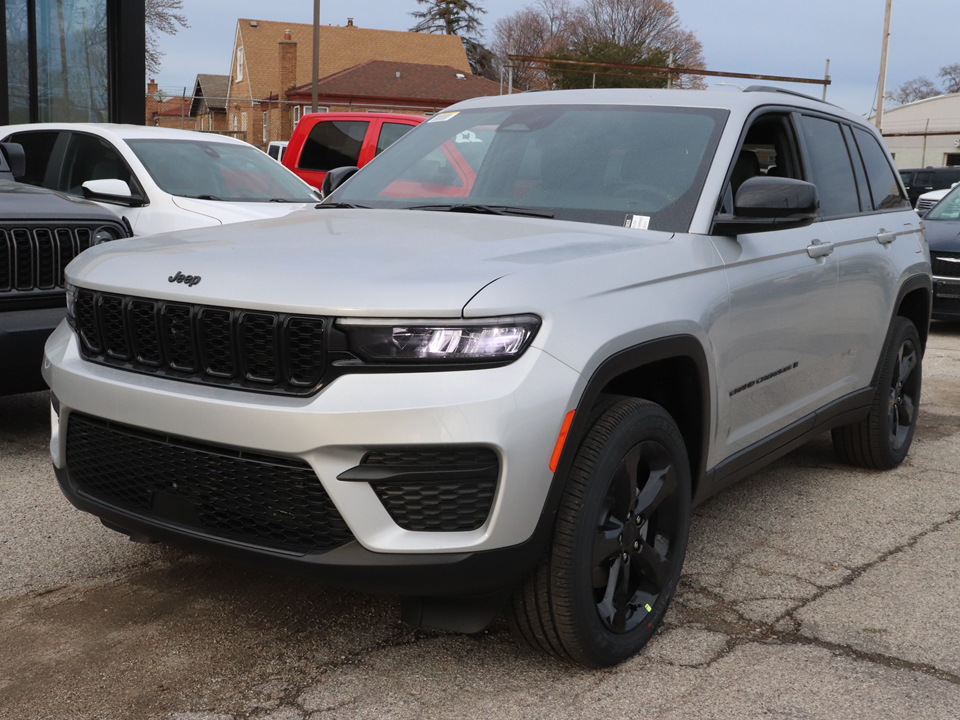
left=713, top=176, right=819, bottom=235
left=321, top=166, right=360, bottom=197
left=0, top=142, right=26, bottom=179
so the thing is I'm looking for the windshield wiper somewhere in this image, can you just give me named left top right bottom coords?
left=184, top=194, right=223, bottom=201
left=407, top=204, right=554, bottom=218
left=314, top=202, right=370, bottom=209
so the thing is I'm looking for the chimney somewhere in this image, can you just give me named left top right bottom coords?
left=279, top=31, right=298, bottom=140
left=147, top=78, right=158, bottom=95
left=346, top=18, right=354, bottom=27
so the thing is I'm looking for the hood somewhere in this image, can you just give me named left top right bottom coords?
left=170, top=196, right=314, bottom=225
left=66, top=209, right=671, bottom=317
left=924, top=219, right=960, bottom=252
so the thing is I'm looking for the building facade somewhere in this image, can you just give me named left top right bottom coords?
left=878, top=94, right=960, bottom=169
left=1, top=0, right=144, bottom=125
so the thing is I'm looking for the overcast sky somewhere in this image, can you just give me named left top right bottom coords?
left=156, top=0, right=956, bottom=117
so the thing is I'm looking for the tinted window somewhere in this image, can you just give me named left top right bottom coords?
left=5, top=130, right=59, bottom=186
left=852, top=128, right=911, bottom=211
left=58, top=133, right=134, bottom=195
left=924, top=186, right=960, bottom=220
left=128, top=139, right=315, bottom=202
left=298, top=121, right=368, bottom=171
left=899, top=171, right=914, bottom=185
left=798, top=115, right=860, bottom=217
left=376, top=123, right=415, bottom=156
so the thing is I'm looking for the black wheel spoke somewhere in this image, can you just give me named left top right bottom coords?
left=592, top=520, right=624, bottom=570
left=898, top=347, right=917, bottom=386
left=635, top=464, right=676, bottom=521
left=631, top=538, right=670, bottom=591
left=611, top=445, right=642, bottom=514
left=899, top=393, right=916, bottom=426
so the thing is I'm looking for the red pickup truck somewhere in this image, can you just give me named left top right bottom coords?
left=282, top=112, right=424, bottom=189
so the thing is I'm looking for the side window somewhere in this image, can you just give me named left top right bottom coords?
left=842, top=125, right=870, bottom=212
left=798, top=115, right=860, bottom=218
left=5, top=131, right=59, bottom=187
left=852, top=127, right=911, bottom=211
left=721, top=113, right=800, bottom=214
left=57, top=134, right=133, bottom=196
left=376, top=123, right=415, bottom=156
left=298, top=121, right=369, bottom=172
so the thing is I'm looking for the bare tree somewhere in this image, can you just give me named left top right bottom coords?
left=493, top=0, right=704, bottom=91
left=885, top=76, right=939, bottom=106
left=146, top=0, right=189, bottom=74
left=939, top=64, right=960, bottom=95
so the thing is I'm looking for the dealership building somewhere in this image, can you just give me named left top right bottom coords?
left=878, top=93, right=960, bottom=169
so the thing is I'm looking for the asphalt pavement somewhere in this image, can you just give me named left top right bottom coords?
left=1, top=324, right=959, bottom=720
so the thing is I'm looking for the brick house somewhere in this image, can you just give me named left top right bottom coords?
left=226, top=17, right=474, bottom=148
left=145, top=79, right=192, bottom=129
left=190, top=74, right=230, bottom=133
left=279, top=60, right=502, bottom=119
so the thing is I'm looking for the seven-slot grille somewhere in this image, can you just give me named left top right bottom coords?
left=66, top=413, right=354, bottom=553
left=74, top=289, right=327, bottom=395
left=932, top=251, right=960, bottom=279
left=916, top=197, right=939, bottom=214
left=0, top=225, right=95, bottom=293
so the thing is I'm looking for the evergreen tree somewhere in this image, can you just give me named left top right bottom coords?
left=410, top=0, right=485, bottom=37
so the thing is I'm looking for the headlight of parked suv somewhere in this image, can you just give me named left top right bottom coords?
left=92, top=225, right=123, bottom=245
left=65, top=283, right=78, bottom=329
left=338, top=315, right=541, bottom=363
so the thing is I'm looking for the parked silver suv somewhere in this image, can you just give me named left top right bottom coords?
left=43, top=88, right=930, bottom=667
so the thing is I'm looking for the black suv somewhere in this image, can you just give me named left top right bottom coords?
left=899, top=166, right=960, bottom=207
left=1, top=142, right=128, bottom=394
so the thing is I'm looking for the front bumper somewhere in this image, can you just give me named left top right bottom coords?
left=43, top=322, right=579, bottom=592
left=0, top=306, right=64, bottom=394
left=932, top=276, right=960, bottom=320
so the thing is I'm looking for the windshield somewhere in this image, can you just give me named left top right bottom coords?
left=127, top=139, right=317, bottom=202
left=925, top=184, right=960, bottom=220
left=331, top=104, right=728, bottom=232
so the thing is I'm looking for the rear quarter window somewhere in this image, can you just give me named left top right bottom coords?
left=852, top=128, right=910, bottom=211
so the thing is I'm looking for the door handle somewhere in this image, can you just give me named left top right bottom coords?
left=877, top=231, right=897, bottom=245
left=806, top=239, right=834, bottom=258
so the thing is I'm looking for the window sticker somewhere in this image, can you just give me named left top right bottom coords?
left=624, top=214, right=651, bottom=230
left=428, top=112, right=460, bottom=123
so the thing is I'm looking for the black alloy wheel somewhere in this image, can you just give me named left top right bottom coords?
left=833, top=317, right=922, bottom=469
left=592, top=437, right=684, bottom=634
left=509, top=397, right=691, bottom=667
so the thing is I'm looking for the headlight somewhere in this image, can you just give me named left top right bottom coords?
left=338, top=315, right=541, bottom=363
left=65, top=283, right=78, bottom=329
left=92, top=226, right=122, bottom=245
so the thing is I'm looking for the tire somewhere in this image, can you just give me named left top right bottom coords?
left=509, top=397, right=691, bottom=667
left=832, top=317, right=922, bottom=469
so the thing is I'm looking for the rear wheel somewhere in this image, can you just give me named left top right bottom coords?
left=832, top=317, right=922, bottom=469
left=509, top=397, right=691, bottom=667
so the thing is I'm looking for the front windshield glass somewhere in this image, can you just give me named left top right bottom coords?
left=331, top=104, right=728, bottom=231
left=925, top=185, right=960, bottom=220
left=127, top=139, right=317, bottom=202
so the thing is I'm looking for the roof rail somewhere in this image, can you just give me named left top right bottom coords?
left=744, top=85, right=833, bottom=106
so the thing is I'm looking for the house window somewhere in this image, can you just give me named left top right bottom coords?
left=236, top=46, right=244, bottom=82
left=241, top=112, right=248, bottom=132
left=262, top=111, right=268, bottom=142
left=232, top=114, right=238, bottom=131
left=293, top=106, right=301, bottom=125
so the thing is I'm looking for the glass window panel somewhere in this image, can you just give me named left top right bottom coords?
left=35, top=0, right=108, bottom=122
left=5, top=0, right=30, bottom=123
left=298, top=121, right=369, bottom=172
left=798, top=115, right=860, bottom=218
left=853, top=127, right=911, bottom=211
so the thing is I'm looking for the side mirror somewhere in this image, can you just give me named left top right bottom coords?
left=713, top=176, right=819, bottom=235
left=82, top=178, right=145, bottom=207
left=321, top=166, right=359, bottom=198
left=0, top=142, right=26, bottom=179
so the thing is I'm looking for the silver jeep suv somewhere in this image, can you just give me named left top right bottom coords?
left=43, top=88, right=930, bottom=667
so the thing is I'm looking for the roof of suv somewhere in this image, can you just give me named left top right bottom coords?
left=448, top=87, right=863, bottom=124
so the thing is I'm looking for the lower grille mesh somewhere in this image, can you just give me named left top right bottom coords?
left=66, top=413, right=353, bottom=553
left=363, top=447, right=499, bottom=532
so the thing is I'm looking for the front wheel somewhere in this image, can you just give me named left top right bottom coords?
left=832, top=316, right=922, bottom=469
left=509, top=397, right=691, bottom=667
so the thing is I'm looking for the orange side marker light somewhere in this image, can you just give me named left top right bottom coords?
left=549, top=410, right=576, bottom=473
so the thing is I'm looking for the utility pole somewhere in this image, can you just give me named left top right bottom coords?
left=875, top=0, right=893, bottom=132
left=311, top=0, right=320, bottom=113
left=822, top=59, right=830, bottom=101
